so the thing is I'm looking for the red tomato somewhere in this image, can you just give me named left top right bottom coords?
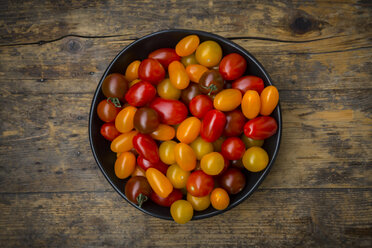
left=186, top=170, right=214, bottom=197
left=148, top=48, right=180, bottom=69
left=189, top=95, right=213, bottom=119
left=133, top=133, right=159, bottom=163
left=100, top=123, right=121, bottom=141
left=200, top=109, right=226, bottom=142
left=97, top=99, right=121, bottom=122
left=125, top=81, right=156, bottom=107
left=138, top=58, right=165, bottom=85
left=150, top=189, right=183, bottom=207
left=149, top=97, right=188, bottom=125
left=232, top=76, right=264, bottom=94
left=218, top=168, right=246, bottom=194
left=219, top=53, right=247, bottom=81
left=244, top=116, right=278, bottom=140
left=223, top=110, right=246, bottom=137
left=137, top=155, right=168, bottom=175
left=221, top=137, right=245, bottom=160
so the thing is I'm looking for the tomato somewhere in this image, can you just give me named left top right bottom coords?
left=241, top=134, right=264, bottom=148
left=224, top=110, right=246, bottom=137
left=241, top=90, right=261, bottom=119
left=148, top=48, right=180, bottom=69
left=133, top=133, right=159, bottom=163
left=146, top=168, right=173, bottom=198
left=131, top=165, right=146, bottom=177
left=187, top=193, right=210, bottom=211
left=170, top=200, right=194, bottom=224
left=260, top=86, right=279, bottom=116
left=101, top=73, right=129, bottom=101
left=125, top=176, right=152, bottom=207
left=150, top=124, right=175, bottom=141
left=174, top=143, right=196, bottom=171
left=189, top=95, right=213, bottom=119
left=169, top=61, right=190, bottom=90
left=150, top=188, right=183, bottom=207
left=157, top=78, right=181, bottom=100
left=219, top=53, right=247, bottom=81
left=200, top=109, right=226, bottom=142
left=149, top=97, right=188, bottom=125
left=166, top=164, right=190, bottom=189
left=180, top=82, right=201, bottom=105
left=218, top=156, right=230, bottom=176
left=138, top=58, right=165, bottom=85
left=97, top=99, right=120, bottom=122
left=110, top=130, right=138, bottom=153
left=199, top=70, right=224, bottom=95
left=137, top=156, right=169, bottom=175
left=176, top=117, right=201, bottom=144
left=115, top=152, right=136, bottom=179
left=186, top=64, right=208, bottom=83
left=218, top=168, right=246, bottom=194
left=175, top=35, right=200, bottom=57
left=212, top=136, right=225, bottom=152
left=186, top=170, right=214, bottom=197
left=125, top=60, right=141, bottom=82
left=190, top=136, right=214, bottom=160
left=159, top=140, right=177, bottom=165
left=213, top=89, right=242, bottom=112
left=230, top=159, right=244, bottom=170
left=181, top=53, right=198, bottom=67
left=115, top=106, right=137, bottom=133
left=100, top=123, right=120, bottom=141
left=244, top=116, right=278, bottom=140
left=242, top=147, right=269, bottom=172
left=210, top=188, right=229, bottom=210
left=125, top=81, right=156, bottom=107
left=200, top=152, right=224, bottom=176
left=133, top=107, right=160, bottom=134
left=221, top=137, right=245, bottom=160
left=129, top=79, right=141, bottom=87
left=195, top=40, right=222, bottom=67
left=232, top=76, right=264, bottom=95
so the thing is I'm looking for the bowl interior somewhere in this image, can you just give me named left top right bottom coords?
left=89, top=29, right=281, bottom=220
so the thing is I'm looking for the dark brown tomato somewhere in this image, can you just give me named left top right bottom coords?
left=101, top=73, right=129, bottom=101
left=125, top=176, right=152, bottom=207
left=181, top=82, right=201, bottom=105
left=199, top=70, right=224, bottom=95
left=133, top=107, right=160, bottom=134
left=218, top=168, right=246, bottom=195
left=224, top=109, right=246, bottom=137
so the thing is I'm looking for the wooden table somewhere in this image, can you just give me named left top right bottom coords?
left=0, top=0, right=371, bottom=247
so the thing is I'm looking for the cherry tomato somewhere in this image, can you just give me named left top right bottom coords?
left=241, top=134, right=264, bottom=148
left=146, top=168, right=173, bottom=198
left=131, top=165, right=146, bottom=177
left=260, top=86, right=279, bottom=116
left=224, top=110, right=246, bottom=137
left=175, top=35, right=200, bottom=57
left=176, top=117, right=201, bottom=144
left=137, top=156, right=168, bottom=175
left=174, top=143, right=196, bottom=171
left=166, top=164, right=190, bottom=189
left=97, top=99, right=121, bottom=122
left=230, top=159, right=244, bottom=170
left=170, top=200, right=194, bottom=224
left=159, top=140, right=177, bottom=165
left=244, top=116, right=278, bottom=140
left=169, top=61, right=190, bottom=90
left=181, top=53, right=198, bottom=67
left=133, top=107, right=160, bottom=134
left=218, top=168, right=246, bottom=194
left=186, top=64, right=209, bottom=83
left=125, top=176, right=152, bottom=207
left=138, top=58, right=165, bottom=85
left=219, top=53, right=247, bottom=81
left=189, top=95, right=213, bottom=119
left=150, top=188, right=183, bottom=207
left=187, top=193, right=210, bottom=211
left=180, top=82, right=201, bottom=105
left=133, top=133, right=159, bottom=163
left=148, top=48, right=180, bottom=69
left=218, top=156, right=230, bottom=176
left=115, top=152, right=136, bottom=179
left=110, top=130, right=138, bottom=153
left=213, top=89, right=242, bottom=112
left=200, top=109, right=226, bottom=142
left=125, top=81, right=156, bottom=107
left=195, top=40, right=222, bottom=67
left=190, top=136, right=214, bottom=160
left=186, top=170, right=214, bottom=197
left=115, top=106, right=137, bottom=133
left=242, top=147, right=269, bottom=172
left=100, top=123, right=120, bottom=141
left=212, top=137, right=225, bottom=152
left=157, top=78, right=181, bottom=100
left=232, top=76, right=264, bottom=94
left=129, top=79, right=141, bottom=87
left=210, top=188, right=229, bottom=210
left=125, top=60, right=141, bottom=82
left=101, top=73, right=129, bottom=101
left=221, top=137, right=245, bottom=160
left=241, top=90, right=261, bottom=119
left=201, top=152, right=224, bottom=176
left=150, top=124, right=175, bottom=141
left=199, top=70, right=224, bottom=95
left=149, top=97, right=188, bottom=125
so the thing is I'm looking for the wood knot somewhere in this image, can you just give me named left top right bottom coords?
left=66, top=39, right=82, bottom=53
left=290, top=16, right=313, bottom=34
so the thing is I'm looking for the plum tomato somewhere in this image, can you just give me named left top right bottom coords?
left=176, top=117, right=201, bottom=144
left=115, top=151, right=136, bottom=179
left=260, top=85, right=279, bottom=116
left=187, top=193, right=210, bottom=211
left=219, top=53, right=247, bottom=81
left=180, top=82, right=201, bottom=105
left=213, top=89, right=242, bottom=112
left=150, top=188, right=183, bottom=207
left=149, top=97, right=188, bottom=125
left=223, top=110, right=246, bottom=137
left=138, top=58, right=165, bottom=84
left=133, top=133, right=159, bottom=163
left=244, top=116, right=278, bottom=140
left=181, top=53, right=198, bottom=67
left=170, top=200, right=194, bottom=224
left=210, top=188, right=230, bottom=210
left=110, top=130, right=138, bottom=153
left=221, top=137, right=245, bottom=160
left=195, top=40, right=222, bottom=67
left=169, top=61, right=190, bottom=90
left=115, top=106, right=137, bottom=133
left=125, top=60, right=141, bottom=82
left=190, top=136, right=214, bottom=160
left=189, top=95, right=213, bottom=119
left=150, top=124, right=175, bottom=141
left=137, top=155, right=168, bottom=175
left=175, top=35, right=200, bottom=57
left=199, top=70, right=224, bottom=95
left=186, top=170, right=214, bottom=197
left=131, top=165, right=146, bottom=177
left=218, top=168, right=246, bottom=194
left=101, top=73, right=129, bottom=101
left=174, top=143, right=196, bottom=171
left=241, top=134, right=264, bottom=148
left=125, top=81, right=156, bottom=107
left=159, top=140, right=177, bottom=165
left=100, top=123, right=120, bottom=141
left=200, top=152, right=225, bottom=176
left=125, top=176, right=152, bottom=207
left=232, top=76, right=264, bottom=95
left=148, top=48, right=180, bottom=69
left=146, top=168, right=173, bottom=198
left=200, top=109, right=226, bottom=142
left=166, top=164, right=190, bottom=189
left=97, top=99, right=121, bottom=122
left=242, top=147, right=269, bottom=172
left=186, top=64, right=208, bottom=83
left=241, top=90, right=261, bottom=119
left=133, top=107, right=160, bottom=134
left=157, top=78, right=181, bottom=100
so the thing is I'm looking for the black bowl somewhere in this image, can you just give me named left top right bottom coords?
left=89, top=29, right=282, bottom=221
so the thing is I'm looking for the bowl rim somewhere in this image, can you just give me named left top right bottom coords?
left=88, top=29, right=282, bottom=221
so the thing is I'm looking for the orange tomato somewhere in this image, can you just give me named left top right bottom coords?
left=146, top=168, right=173, bottom=198
left=125, top=60, right=141, bottom=82
left=129, top=79, right=141, bottom=87
left=131, top=165, right=146, bottom=177
left=176, top=117, right=201, bottom=144
left=260, top=86, right=279, bottom=116
left=210, top=188, right=230, bottom=210
left=150, top=124, right=176, bottom=141
left=213, top=89, right=242, bottom=112
left=169, top=61, right=190, bottom=90
left=241, top=90, right=261, bottom=119
left=175, top=35, right=200, bottom=57
left=186, top=64, right=208, bottom=83
left=115, top=106, right=137, bottom=133
left=114, top=152, right=136, bottom=179
left=110, top=130, right=138, bottom=153
left=174, top=143, right=197, bottom=171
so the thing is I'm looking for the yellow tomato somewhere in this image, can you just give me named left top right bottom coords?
left=125, top=60, right=141, bottom=82
left=159, top=140, right=177, bottom=165
left=110, top=131, right=138, bottom=153
left=114, top=152, right=136, bottom=179
left=190, top=137, right=214, bottom=160
left=241, top=134, right=264, bottom=148
left=166, top=164, right=190, bottom=189
left=157, top=78, right=181, bottom=100
left=174, top=143, right=196, bottom=171
left=187, top=193, right=210, bottom=211
left=241, top=90, right=261, bottom=119
left=170, top=200, right=194, bottom=224
left=115, top=106, right=137, bottom=133
left=260, top=86, right=279, bottom=116
left=201, top=152, right=224, bottom=175
left=242, top=147, right=269, bottom=172
left=129, top=79, right=141, bottom=87
left=176, top=117, right=201, bottom=144
left=181, top=53, right=198, bottom=67
left=175, top=35, right=200, bottom=57
left=195, top=41, right=222, bottom=67
left=213, top=89, right=242, bottom=112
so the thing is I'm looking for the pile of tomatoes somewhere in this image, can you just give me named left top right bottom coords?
left=96, top=34, right=279, bottom=224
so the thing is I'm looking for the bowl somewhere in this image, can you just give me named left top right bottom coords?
left=89, top=29, right=282, bottom=220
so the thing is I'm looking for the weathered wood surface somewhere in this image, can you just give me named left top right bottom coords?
left=0, top=0, right=371, bottom=247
